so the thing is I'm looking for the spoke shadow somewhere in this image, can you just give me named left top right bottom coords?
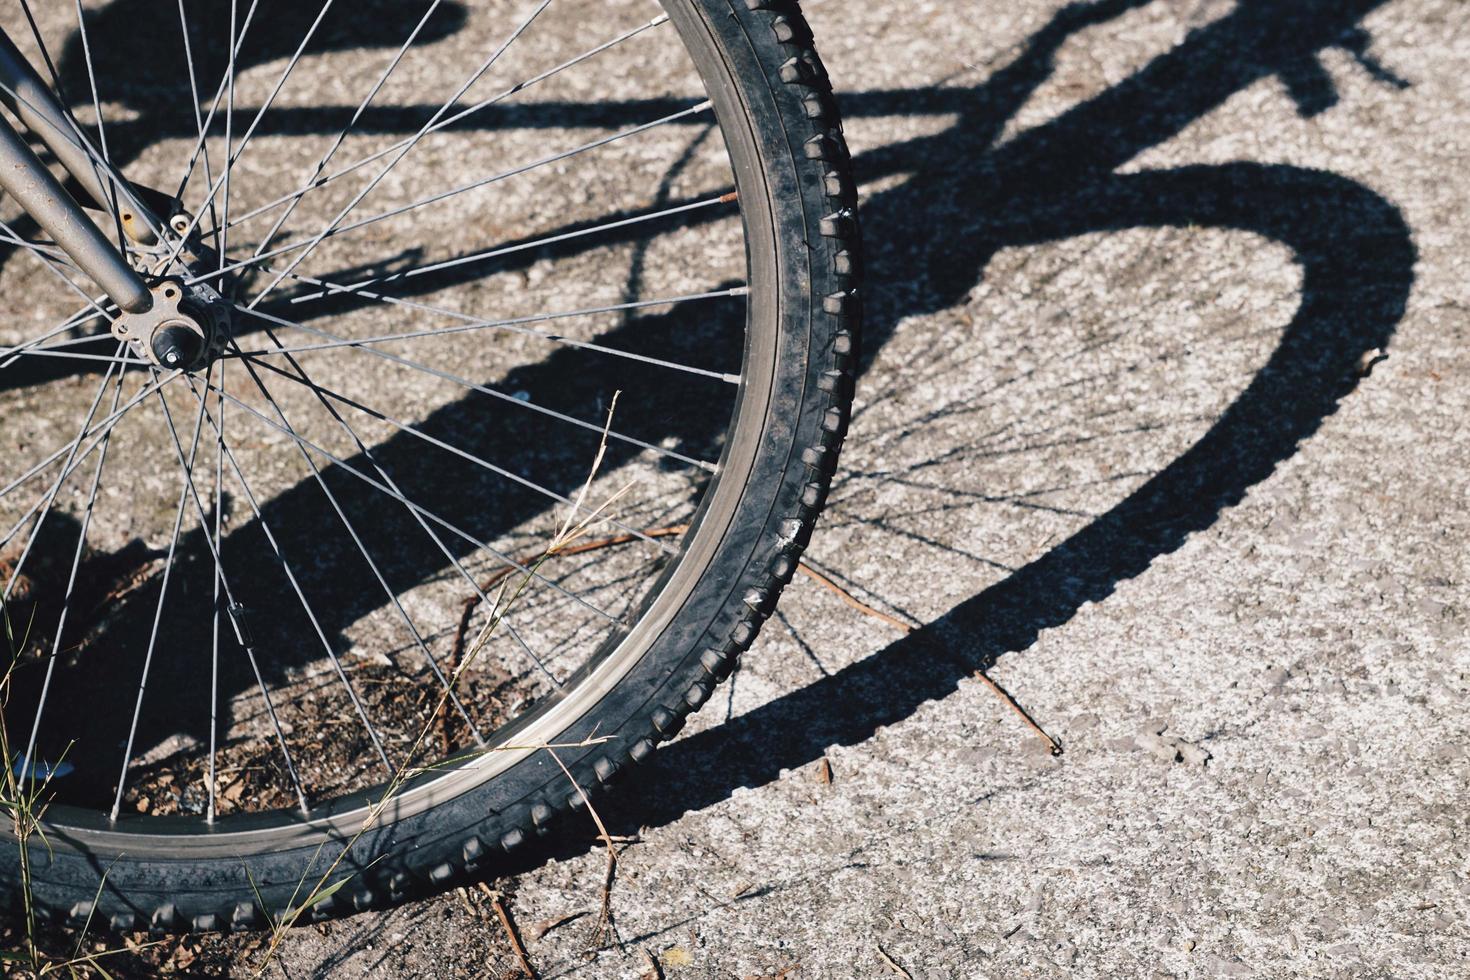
left=53, top=0, right=468, bottom=138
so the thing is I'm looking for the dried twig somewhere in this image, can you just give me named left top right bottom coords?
left=876, top=945, right=913, bottom=979
left=250, top=397, right=633, bottom=976
left=529, top=909, right=588, bottom=940
left=794, top=562, right=915, bottom=634
left=488, top=889, right=536, bottom=979
left=972, top=670, right=1061, bottom=755
left=448, top=521, right=1066, bottom=758
left=746, top=964, right=801, bottom=980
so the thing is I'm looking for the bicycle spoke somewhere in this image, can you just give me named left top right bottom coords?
left=207, top=361, right=225, bottom=822
left=0, top=216, right=115, bottom=369
left=18, top=360, right=127, bottom=785
left=0, top=217, right=120, bottom=338
left=241, top=327, right=713, bottom=473
left=2, top=331, right=114, bottom=359
left=158, top=0, right=542, bottom=288
left=15, top=3, right=67, bottom=100
left=0, top=306, right=117, bottom=370
left=0, top=228, right=80, bottom=272
left=233, top=624, right=312, bottom=815
left=0, top=323, right=101, bottom=369
left=108, top=369, right=210, bottom=821
left=6, top=347, right=146, bottom=365
left=289, top=192, right=737, bottom=303
left=224, top=0, right=341, bottom=186
left=190, top=0, right=343, bottom=271
left=14, top=1, right=166, bottom=244
left=218, top=0, right=239, bottom=272
left=198, top=377, right=617, bottom=624
left=237, top=100, right=713, bottom=306
left=237, top=351, right=673, bottom=552
left=175, top=0, right=221, bottom=252
left=71, top=0, right=131, bottom=257
left=235, top=288, right=743, bottom=383
left=243, top=0, right=554, bottom=309
left=208, top=12, right=671, bottom=239
left=172, top=0, right=262, bottom=203
left=3, top=353, right=123, bottom=602
left=241, top=325, right=559, bottom=692
left=0, top=373, right=172, bottom=521
left=131, top=375, right=311, bottom=815
left=161, top=377, right=394, bottom=776
left=229, top=349, right=485, bottom=738
left=254, top=0, right=448, bottom=259
left=0, top=0, right=764, bottom=825
left=157, top=0, right=337, bottom=275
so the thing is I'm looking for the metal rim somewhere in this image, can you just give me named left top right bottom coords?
left=0, top=0, right=769, bottom=844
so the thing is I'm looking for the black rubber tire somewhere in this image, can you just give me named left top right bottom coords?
left=3, top=0, right=859, bottom=932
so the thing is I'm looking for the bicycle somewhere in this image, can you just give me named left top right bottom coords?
left=0, top=0, right=858, bottom=931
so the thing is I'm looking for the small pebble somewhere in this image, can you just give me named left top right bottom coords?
left=1179, top=742, right=1212, bottom=766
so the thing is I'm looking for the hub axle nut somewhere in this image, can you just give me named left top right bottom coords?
left=151, top=323, right=204, bottom=368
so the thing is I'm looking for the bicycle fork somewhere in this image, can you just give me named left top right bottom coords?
left=0, top=28, right=165, bottom=312
left=0, top=27, right=231, bottom=369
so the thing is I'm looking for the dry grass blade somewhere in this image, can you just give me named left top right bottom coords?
left=551, top=391, right=625, bottom=551
left=0, top=605, right=151, bottom=976
left=439, top=523, right=687, bottom=752
left=545, top=748, right=620, bottom=948
left=796, top=560, right=1063, bottom=754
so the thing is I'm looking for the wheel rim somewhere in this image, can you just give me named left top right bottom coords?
left=0, top=0, right=768, bottom=838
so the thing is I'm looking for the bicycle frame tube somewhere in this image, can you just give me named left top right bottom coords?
left=0, top=27, right=155, bottom=313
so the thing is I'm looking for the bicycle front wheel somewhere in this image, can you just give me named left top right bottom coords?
left=0, top=0, right=858, bottom=929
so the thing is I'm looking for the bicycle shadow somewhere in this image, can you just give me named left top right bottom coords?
left=497, top=0, right=1416, bottom=862
left=0, top=0, right=1414, bottom=834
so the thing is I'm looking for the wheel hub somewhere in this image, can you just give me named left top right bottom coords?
left=110, top=277, right=232, bottom=371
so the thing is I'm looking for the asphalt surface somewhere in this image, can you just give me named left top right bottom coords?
left=14, top=0, right=1470, bottom=976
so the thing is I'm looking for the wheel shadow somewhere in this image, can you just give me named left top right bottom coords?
left=0, top=0, right=1415, bottom=826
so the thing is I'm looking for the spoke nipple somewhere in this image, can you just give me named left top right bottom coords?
left=228, top=602, right=254, bottom=646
